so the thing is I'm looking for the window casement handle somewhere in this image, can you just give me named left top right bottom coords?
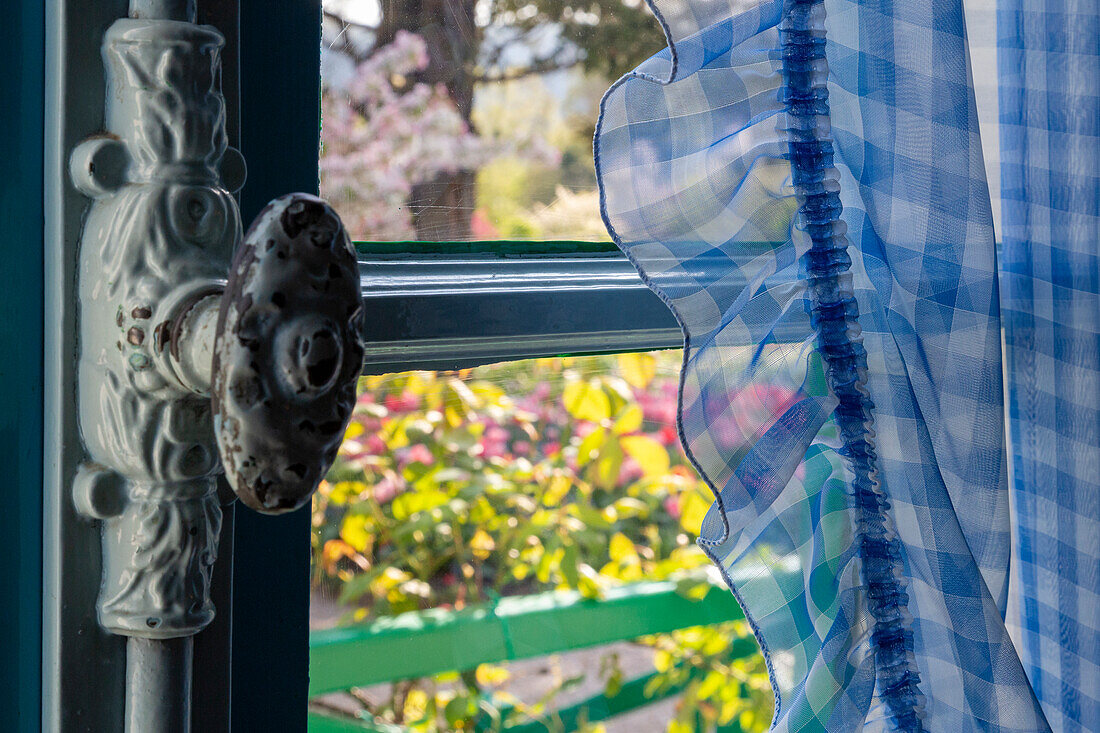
left=66, top=2, right=363, bottom=729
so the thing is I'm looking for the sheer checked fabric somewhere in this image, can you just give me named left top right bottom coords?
left=596, top=0, right=1054, bottom=729
left=996, top=0, right=1100, bottom=729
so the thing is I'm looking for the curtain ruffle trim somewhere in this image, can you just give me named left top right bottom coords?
left=781, top=1, right=926, bottom=730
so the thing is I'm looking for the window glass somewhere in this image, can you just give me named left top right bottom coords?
left=319, top=0, right=664, bottom=242
left=310, top=352, right=773, bottom=731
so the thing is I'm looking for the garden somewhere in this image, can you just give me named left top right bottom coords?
left=309, top=353, right=773, bottom=731
left=313, top=3, right=773, bottom=729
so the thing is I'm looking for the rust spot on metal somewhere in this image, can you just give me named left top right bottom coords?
left=131, top=306, right=152, bottom=320
left=153, top=321, right=171, bottom=353
left=116, top=308, right=125, bottom=328
left=127, top=327, right=145, bottom=346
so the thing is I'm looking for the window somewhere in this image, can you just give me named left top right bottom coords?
left=307, top=2, right=772, bottom=731
left=319, top=0, right=664, bottom=243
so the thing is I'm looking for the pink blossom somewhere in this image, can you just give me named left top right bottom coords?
left=663, top=495, right=681, bottom=518
left=618, top=458, right=644, bottom=485
left=320, top=31, right=561, bottom=240
left=365, top=434, right=386, bottom=455
left=479, top=425, right=509, bottom=460
left=575, top=422, right=598, bottom=439
left=384, top=390, right=420, bottom=413
left=470, top=209, right=499, bottom=239
left=403, top=444, right=434, bottom=467
left=708, top=385, right=801, bottom=451
left=373, top=476, right=402, bottom=504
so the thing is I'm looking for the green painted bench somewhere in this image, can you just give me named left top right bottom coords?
left=307, top=579, right=758, bottom=732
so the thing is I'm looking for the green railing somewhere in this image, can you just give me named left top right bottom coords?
left=308, top=579, right=758, bottom=732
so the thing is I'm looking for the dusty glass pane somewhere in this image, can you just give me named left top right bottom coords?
left=309, top=352, right=773, bottom=731
left=319, top=0, right=664, bottom=242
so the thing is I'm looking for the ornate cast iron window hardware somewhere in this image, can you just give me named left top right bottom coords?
left=68, top=1, right=364, bottom=730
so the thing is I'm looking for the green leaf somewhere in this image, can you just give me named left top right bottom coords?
left=593, top=441, right=624, bottom=488
left=674, top=577, right=712, bottom=601
left=444, top=694, right=478, bottom=727
left=571, top=502, right=612, bottom=530
left=560, top=543, right=580, bottom=587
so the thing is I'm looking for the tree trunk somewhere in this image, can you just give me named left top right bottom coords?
left=379, top=0, right=478, bottom=241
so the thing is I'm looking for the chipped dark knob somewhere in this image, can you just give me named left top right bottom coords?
left=276, top=316, right=344, bottom=397
left=212, top=194, right=364, bottom=514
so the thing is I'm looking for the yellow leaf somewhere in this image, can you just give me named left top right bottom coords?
left=470, top=528, right=496, bottom=560
left=379, top=567, right=412, bottom=587
left=577, top=564, right=602, bottom=599
left=476, top=664, right=511, bottom=687
left=611, top=404, right=643, bottom=435
left=618, top=352, right=657, bottom=388
left=563, top=380, right=611, bottom=422
left=609, top=532, right=637, bottom=563
left=697, top=670, right=724, bottom=700
left=679, top=489, right=713, bottom=535
left=620, top=435, right=671, bottom=478
left=339, top=514, right=371, bottom=552
left=542, top=473, right=573, bottom=506
left=595, top=442, right=623, bottom=487
left=576, top=427, right=607, bottom=466
left=329, top=481, right=366, bottom=505
left=403, top=688, right=428, bottom=721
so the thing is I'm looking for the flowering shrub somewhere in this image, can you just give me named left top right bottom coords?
left=320, top=31, right=562, bottom=241
left=320, top=31, right=488, bottom=239
left=312, top=353, right=774, bottom=731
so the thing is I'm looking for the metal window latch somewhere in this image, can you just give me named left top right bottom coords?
left=67, top=1, right=363, bottom=728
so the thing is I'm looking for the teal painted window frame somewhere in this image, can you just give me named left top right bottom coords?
left=1, top=2, right=44, bottom=732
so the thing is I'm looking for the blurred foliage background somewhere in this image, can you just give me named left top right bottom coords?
left=319, top=0, right=664, bottom=241
left=315, top=2, right=773, bottom=729
left=311, top=353, right=773, bottom=731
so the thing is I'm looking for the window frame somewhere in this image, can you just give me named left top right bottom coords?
left=41, top=1, right=679, bottom=730
left=3, top=2, right=45, bottom=731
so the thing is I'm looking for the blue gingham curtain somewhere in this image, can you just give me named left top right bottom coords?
left=595, top=0, right=1098, bottom=729
left=997, top=0, right=1100, bottom=729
